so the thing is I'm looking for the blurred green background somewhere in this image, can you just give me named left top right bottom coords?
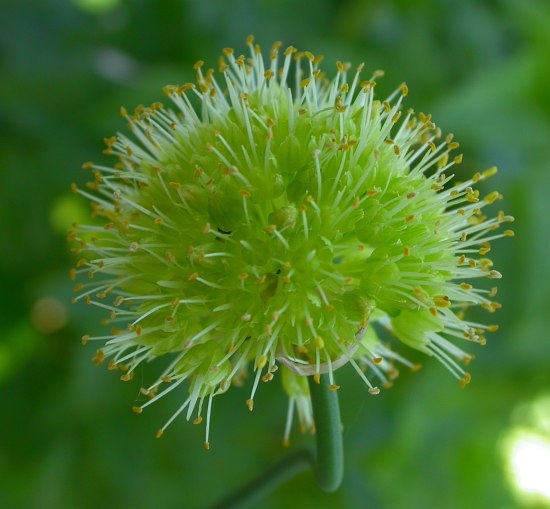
left=1, top=0, right=550, bottom=508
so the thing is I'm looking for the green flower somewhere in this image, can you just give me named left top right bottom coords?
left=70, top=36, right=513, bottom=448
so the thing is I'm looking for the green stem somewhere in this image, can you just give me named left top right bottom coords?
left=308, top=374, right=344, bottom=492
left=209, top=449, right=312, bottom=509
left=210, top=374, right=343, bottom=508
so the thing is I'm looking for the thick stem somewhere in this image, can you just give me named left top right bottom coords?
left=210, top=374, right=343, bottom=508
left=308, top=374, right=344, bottom=492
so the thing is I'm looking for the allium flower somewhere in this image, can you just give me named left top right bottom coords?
left=70, top=36, right=513, bottom=448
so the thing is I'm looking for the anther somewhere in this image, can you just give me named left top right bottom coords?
left=433, top=295, right=451, bottom=308
left=256, top=355, right=268, bottom=369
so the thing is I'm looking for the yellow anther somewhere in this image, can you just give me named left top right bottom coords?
left=132, top=406, right=143, bottom=414
left=466, top=188, right=479, bottom=203
left=256, top=355, right=268, bottom=369
left=284, top=45, right=297, bottom=56
left=262, top=373, right=274, bottom=382
left=246, top=399, right=254, bottom=411
left=403, top=247, right=410, bottom=256
left=328, top=384, right=340, bottom=391
left=454, top=154, right=463, bottom=164
left=482, top=166, right=498, bottom=178
left=336, top=61, right=345, bottom=72
left=483, top=191, right=502, bottom=204
left=92, top=350, right=105, bottom=366
left=314, top=336, right=325, bottom=349
left=193, top=416, right=203, bottom=425
left=313, top=373, right=321, bottom=384
left=120, top=372, right=134, bottom=382
left=413, top=287, right=428, bottom=300
left=437, top=153, right=449, bottom=168
left=314, top=55, right=324, bottom=65
left=504, top=230, right=515, bottom=237
left=419, top=112, right=431, bottom=123
left=300, top=77, right=311, bottom=88
left=460, top=283, right=473, bottom=290
left=433, top=295, right=451, bottom=308
left=480, top=258, right=493, bottom=271
left=155, top=429, right=164, bottom=438
left=368, top=387, right=381, bottom=395
left=400, top=82, right=409, bottom=96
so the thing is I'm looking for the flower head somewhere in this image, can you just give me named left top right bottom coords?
left=70, top=37, right=513, bottom=448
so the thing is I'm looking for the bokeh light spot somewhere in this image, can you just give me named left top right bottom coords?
left=31, top=297, right=68, bottom=334
left=502, top=395, right=550, bottom=507
left=72, top=0, right=120, bottom=15
left=50, top=194, right=89, bottom=236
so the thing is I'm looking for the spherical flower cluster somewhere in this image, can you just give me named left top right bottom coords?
left=70, top=37, right=513, bottom=448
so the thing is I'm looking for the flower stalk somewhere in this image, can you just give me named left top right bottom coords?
left=308, top=374, right=344, bottom=492
left=211, top=374, right=342, bottom=509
